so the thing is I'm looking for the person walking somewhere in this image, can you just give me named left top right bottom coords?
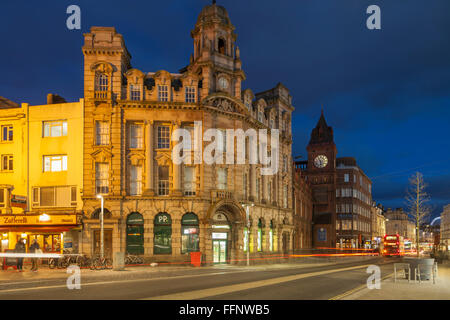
left=14, top=238, right=26, bottom=272
left=29, top=239, right=40, bottom=272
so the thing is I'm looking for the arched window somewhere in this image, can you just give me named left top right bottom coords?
left=181, top=213, right=199, bottom=253
left=95, top=73, right=109, bottom=91
left=126, top=212, right=144, bottom=255
left=218, top=38, right=226, bottom=54
left=154, top=213, right=172, bottom=254
left=91, top=208, right=112, bottom=219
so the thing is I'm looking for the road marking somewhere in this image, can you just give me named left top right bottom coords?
left=329, top=272, right=394, bottom=300
left=0, top=270, right=251, bottom=294
left=142, top=264, right=375, bottom=300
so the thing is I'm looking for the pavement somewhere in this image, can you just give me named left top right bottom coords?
left=341, top=260, right=450, bottom=300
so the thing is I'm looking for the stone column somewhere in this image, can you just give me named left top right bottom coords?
left=144, top=121, right=155, bottom=195
left=261, top=175, right=267, bottom=204
left=249, top=165, right=256, bottom=202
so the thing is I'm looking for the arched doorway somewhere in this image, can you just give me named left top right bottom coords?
left=181, top=212, right=199, bottom=253
left=126, top=212, right=144, bottom=255
left=211, top=212, right=230, bottom=264
left=154, top=213, right=172, bottom=254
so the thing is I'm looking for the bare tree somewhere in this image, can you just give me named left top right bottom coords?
left=405, top=172, right=431, bottom=257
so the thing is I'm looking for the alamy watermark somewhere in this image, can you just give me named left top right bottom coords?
left=366, top=265, right=381, bottom=289
left=171, top=121, right=280, bottom=175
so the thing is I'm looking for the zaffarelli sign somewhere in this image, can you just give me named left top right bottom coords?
left=0, top=215, right=77, bottom=226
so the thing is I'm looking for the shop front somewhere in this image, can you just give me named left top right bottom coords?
left=211, top=212, right=231, bottom=264
left=0, top=213, right=80, bottom=253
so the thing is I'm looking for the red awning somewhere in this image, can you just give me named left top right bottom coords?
left=0, top=225, right=77, bottom=233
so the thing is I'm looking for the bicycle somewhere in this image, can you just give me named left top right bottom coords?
left=90, top=255, right=112, bottom=270
left=125, top=254, right=144, bottom=265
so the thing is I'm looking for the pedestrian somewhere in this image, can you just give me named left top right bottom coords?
left=14, top=238, right=26, bottom=272
left=29, top=239, right=41, bottom=272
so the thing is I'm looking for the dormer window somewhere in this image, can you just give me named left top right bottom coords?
left=258, top=110, right=264, bottom=123
left=185, top=86, right=196, bottom=103
left=130, top=84, right=141, bottom=101
left=158, top=85, right=169, bottom=102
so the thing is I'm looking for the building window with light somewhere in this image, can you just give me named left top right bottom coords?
left=185, top=86, right=196, bottom=103
left=183, top=166, right=196, bottom=196
left=216, top=168, right=227, bottom=190
left=158, top=85, right=168, bottom=102
left=1, top=125, right=13, bottom=142
left=158, top=166, right=169, bottom=196
left=130, top=84, right=141, bottom=101
left=95, top=162, right=109, bottom=194
left=257, top=219, right=263, bottom=252
left=43, top=155, right=67, bottom=172
left=1, top=155, right=13, bottom=171
left=129, top=124, right=144, bottom=149
left=95, top=121, right=109, bottom=145
left=157, top=126, right=170, bottom=149
left=129, top=165, right=143, bottom=196
left=43, top=120, right=67, bottom=137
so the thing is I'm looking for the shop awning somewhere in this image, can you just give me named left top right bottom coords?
left=0, top=225, right=78, bottom=232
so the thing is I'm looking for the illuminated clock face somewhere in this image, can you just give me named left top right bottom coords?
left=218, top=77, right=229, bottom=90
left=314, top=155, right=328, bottom=168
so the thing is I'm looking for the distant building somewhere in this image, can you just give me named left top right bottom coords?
left=371, top=203, right=386, bottom=248
left=295, top=111, right=373, bottom=248
left=292, top=164, right=313, bottom=250
left=385, top=208, right=416, bottom=244
left=440, top=204, right=450, bottom=250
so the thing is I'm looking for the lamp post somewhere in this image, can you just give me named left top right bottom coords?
left=96, top=194, right=104, bottom=260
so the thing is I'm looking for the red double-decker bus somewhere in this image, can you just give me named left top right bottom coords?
left=383, top=234, right=405, bottom=257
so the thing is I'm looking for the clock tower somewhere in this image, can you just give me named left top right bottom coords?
left=305, top=111, right=337, bottom=248
left=187, top=2, right=246, bottom=100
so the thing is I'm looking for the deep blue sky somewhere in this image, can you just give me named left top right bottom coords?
left=1, top=0, right=449, bottom=221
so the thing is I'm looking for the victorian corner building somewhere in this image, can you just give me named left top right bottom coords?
left=79, top=4, right=298, bottom=264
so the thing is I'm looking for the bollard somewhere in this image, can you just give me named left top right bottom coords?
left=113, top=252, right=125, bottom=271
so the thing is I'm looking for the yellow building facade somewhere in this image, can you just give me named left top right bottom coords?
left=0, top=97, right=84, bottom=253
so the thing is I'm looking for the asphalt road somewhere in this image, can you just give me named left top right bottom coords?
left=0, top=257, right=398, bottom=300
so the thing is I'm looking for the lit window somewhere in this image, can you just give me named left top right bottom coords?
left=158, top=166, right=169, bottom=196
left=130, top=124, right=144, bottom=149
left=43, top=121, right=67, bottom=137
left=130, top=84, right=141, bottom=101
left=1, top=155, right=13, bottom=171
left=1, top=125, right=13, bottom=142
left=95, top=73, right=108, bottom=91
left=95, top=121, right=109, bottom=145
left=43, top=155, right=67, bottom=172
left=32, top=186, right=77, bottom=207
left=216, top=168, right=227, bottom=190
left=158, top=85, right=168, bottom=102
left=183, top=166, right=196, bottom=196
left=157, top=126, right=170, bottom=149
left=130, top=165, right=143, bottom=195
left=185, top=86, right=196, bottom=103
left=95, top=162, right=109, bottom=194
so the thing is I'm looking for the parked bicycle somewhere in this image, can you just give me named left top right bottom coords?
left=90, top=255, right=112, bottom=270
left=125, top=254, right=144, bottom=265
left=48, top=249, right=78, bottom=269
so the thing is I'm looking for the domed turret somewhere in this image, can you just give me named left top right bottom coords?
left=195, top=2, right=232, bottom=28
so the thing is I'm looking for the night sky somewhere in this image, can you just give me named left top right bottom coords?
left=1, top=0, right=449, bottom=220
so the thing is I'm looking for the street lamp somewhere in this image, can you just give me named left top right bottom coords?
left=96, top=194, right=104, bottom=260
